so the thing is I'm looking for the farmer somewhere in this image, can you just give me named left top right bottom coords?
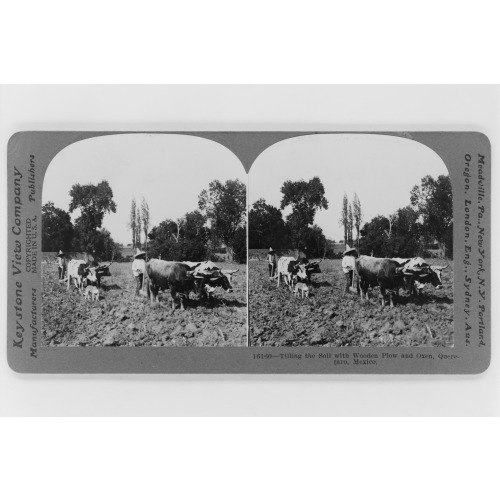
left=56, top=250, right=66, bottom=280
left=132, top=249, right=147, bottom=297
left=267, top=247, right=277, bottom=278
left=342, top=245, right=358, bottom=296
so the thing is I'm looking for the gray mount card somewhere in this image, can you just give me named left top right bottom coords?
left=6, top=131, right=490, bottom=373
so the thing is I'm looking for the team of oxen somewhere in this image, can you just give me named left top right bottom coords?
left=64, top=257, right=238, bottom=311
left=273, top=255, right=449, bottom=308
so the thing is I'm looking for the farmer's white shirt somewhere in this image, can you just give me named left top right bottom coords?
left=132, top=259, right=146, bottom=277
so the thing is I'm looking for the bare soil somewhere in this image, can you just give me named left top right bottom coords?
left=42, top=261, right=247, bottom=347
left=249, top=258, right=454, bottom=347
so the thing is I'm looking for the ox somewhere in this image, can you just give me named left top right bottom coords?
left=300, top=258, right=323, bottom=284
left=93, top=261, right=113, bottom=287
left=146, top=259, right=196, bottom=311
left=183, top=261, right=238, bottom=300
left=401, top=257, right=449, bottom=296
left=67, top=260, right=97, bottom=291
left=355, top=256, right=406, bottom=307
left=276, top=257, right=307, bottom=289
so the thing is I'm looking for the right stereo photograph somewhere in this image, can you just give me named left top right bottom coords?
left=248, top=134, right=453, bottom=348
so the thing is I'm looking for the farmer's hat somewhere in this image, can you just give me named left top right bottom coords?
left=57, top=250, right=64, bottom=256
left=268, top=247, right=275, bottom=254
left=134, top=249, right=146, bottom=258
left=343, top=244, right=357, bottom=256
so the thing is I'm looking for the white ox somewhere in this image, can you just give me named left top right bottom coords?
left=276, top=257, right=307, bottom=288
left=66, top=259, right=98, bottom=291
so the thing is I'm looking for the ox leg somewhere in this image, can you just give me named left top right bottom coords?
left=379, top=287, right=386, bottom=308
left=170, top=289, right=177, bottom=311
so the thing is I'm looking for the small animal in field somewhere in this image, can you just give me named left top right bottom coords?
left=293, top=282, right=309, bottom=298
left=84, top=285, right=100, bottom=301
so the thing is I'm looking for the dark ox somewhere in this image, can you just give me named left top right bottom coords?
left=146, top=259, right=195, bottom=311
left=355, top=256, right=406, bottom=308
left=401, top=258, right=449, bottom=296
left=300, top=260, right=322, bottom=284
left=194, top=273, right=233, bottom=300
left=93, top=262, right=113, bottom=287
left=183, top=261, right=237, bottom=300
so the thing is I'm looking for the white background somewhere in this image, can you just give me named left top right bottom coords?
left=1, top=85, right=498, bottom=416
left=1, top=2, right=499, bottom=499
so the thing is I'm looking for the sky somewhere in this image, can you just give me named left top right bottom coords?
left=43, top=134, right=246, bottom=245
left=248, top=133, right=449, bottom=241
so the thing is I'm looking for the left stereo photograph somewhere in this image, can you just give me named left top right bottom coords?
left=38, top=133, right=248, bottom=348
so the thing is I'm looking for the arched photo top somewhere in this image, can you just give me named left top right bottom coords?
left=248, top=133, right=449, bottom=242
left=43, top=133, right=246, bottom=246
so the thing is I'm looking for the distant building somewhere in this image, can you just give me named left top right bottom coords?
left=117, top=245, right=136, bottom=260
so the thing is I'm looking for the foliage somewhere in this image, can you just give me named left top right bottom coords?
left=249, top=198, right=288, bottom=249
left=339, top=193, right=349, bottom=245
left=128, top=198, right=137, bottom=249
left=359, top=207, right=423, bottom=257
left=410, top=175, right=453, bottom=257
left=280, top=177, right=328, bottom=250
left=148, top=210, right=210, bottom=262
left=93, top=228, right=122, bottom=261
left=352, top=193, right=363, bottom=250
left=232, top=226, right=247, bottom=264
left=141, top=197, right=150, bottom=256
left=198, top=179, right=246, bottom=259
left=41, top=202, right=74, bottom=252
left=69, top=180, right=117, bottom=253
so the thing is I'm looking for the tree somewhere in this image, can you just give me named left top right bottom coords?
left=128, top=198, right=137, bottom=249
left=198, top=179, right=246, bottom=261
left=93, top=228, right=122, bottom=261
left=141, top=197, right=150, bottom=257
left=410, top=175, right=453, bottom=256
left=148, top=210, right=210, bottom=262
left=249, top=199, right=287, bottom=249
left=352, top=193, right=363, bottom=251
left=280, top=177, right=328, bottom=250
left=359, top=208, right=423, bottom=258
left=69, top=180, right=117, bottom=253
left=135, top=205, right=142, bottom=249
left=359, top=215, right=392, bottom=257
left=41, top=202, right=74, bottom=252
left=339, top=193, right=349, bottom=244
left=347, top=203, right=354, bottom=246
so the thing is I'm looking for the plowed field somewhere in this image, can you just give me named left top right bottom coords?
left=42, top=261, right=247, bottom=347
left=249, top=258, right=454, bottom=347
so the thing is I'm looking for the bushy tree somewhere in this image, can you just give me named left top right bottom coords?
left=93, top=228, right=122, bottom=261
left=42, top=202, right=74, bottom=252
left=69, top=180, right=117, bottom=253
left=359, top=207, right=423, bottom=258
left=198, top=179, right=246, bottom=261
left=148, top=210, right=209, bottom=262
left=249, top=199, right=287, bottom=249
left=280, top=177, right=328, bottom=250
left=410, top=174, right=453, bottom=257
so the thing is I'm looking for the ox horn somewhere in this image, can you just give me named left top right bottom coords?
left=431, top=264, right=449, bottom=271
left=222, top=269, right=238, bottom=275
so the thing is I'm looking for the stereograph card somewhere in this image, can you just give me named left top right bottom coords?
left=6, top=131, right=491, bottom=373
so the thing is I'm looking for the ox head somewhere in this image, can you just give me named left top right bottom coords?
left=205, top=269, right=238, bottom=293
left=306, top=261, right=322, bottom=276
left=429, top=264, right=449, bottom=289
left=295, top=264, right=308, bottom=282
left=85, top=265, right=98, bottom=285
left=96, top=262, right=113, bottom=278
